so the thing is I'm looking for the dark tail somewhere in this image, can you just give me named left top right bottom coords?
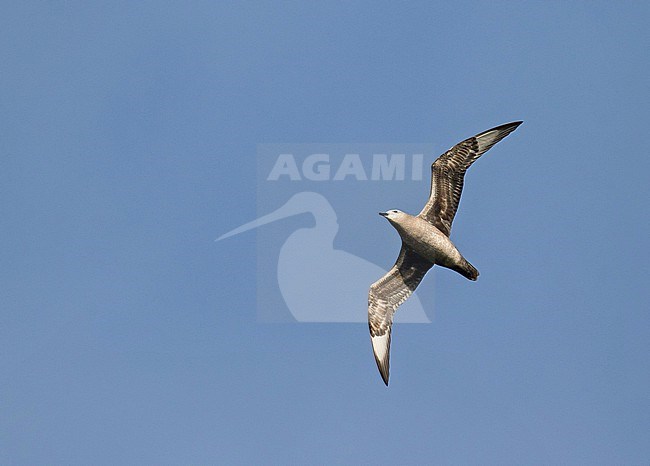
left=457, top=259, right=479, bottom=281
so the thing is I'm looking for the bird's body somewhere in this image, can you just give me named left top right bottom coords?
left=368, top=121, right=523, bottom=385
left=381, top=211, right=478, bottom=280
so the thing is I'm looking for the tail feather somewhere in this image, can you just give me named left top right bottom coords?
left=458, top=259, right=479, bottom=281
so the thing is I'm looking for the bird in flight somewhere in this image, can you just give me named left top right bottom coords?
left=368, top=121, right=523, bottom=385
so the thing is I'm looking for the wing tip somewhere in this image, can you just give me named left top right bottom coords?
left=508, top=120, right=523, bottom=132
left=371, top=333, right=391, bottom=386
left=381, top=370, right=389, bottom=386
left=474, top=120, right=523, bottom=152
left=497, top=120, right=523, bottom=130
left=375, top=355, right=390, bottom=386
left=483, top=120, right=523, bottom=136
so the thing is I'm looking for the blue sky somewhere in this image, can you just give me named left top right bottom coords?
left=2, top=1, right=649, bottom=464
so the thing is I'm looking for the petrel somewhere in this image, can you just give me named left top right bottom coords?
left=368, top=121, right=523, bottom=385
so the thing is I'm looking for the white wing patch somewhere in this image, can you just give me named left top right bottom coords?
left=371, top=334, right=389, bottom=367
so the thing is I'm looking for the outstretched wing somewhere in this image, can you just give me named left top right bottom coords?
left=368, top=245, right=433, bottom=385
left=418, top=121, right=522, bottom=236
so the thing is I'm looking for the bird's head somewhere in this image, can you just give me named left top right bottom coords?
left=379, top=209, right=408, bottom=224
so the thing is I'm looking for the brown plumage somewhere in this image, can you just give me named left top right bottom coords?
left=368, top=121, right=522, bottom=385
